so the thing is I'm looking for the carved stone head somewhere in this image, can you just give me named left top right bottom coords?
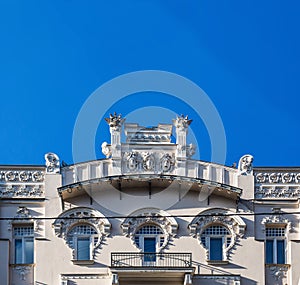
left=238, top=154, right=254, bottom=175
left=45, top=152, right=60, bottom=174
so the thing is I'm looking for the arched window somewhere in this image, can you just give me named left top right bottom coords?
left=201, top=225, right=231, bottom=261
left=189, top=208, right=246, bottom=262
left=121, top=208, right=178, bottom=252
left=67, top=224, right=98, bottom=261
left=53, top=207, right=111, bottom=263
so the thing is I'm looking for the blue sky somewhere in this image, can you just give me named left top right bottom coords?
left=0, top=1, right=299, bottom=166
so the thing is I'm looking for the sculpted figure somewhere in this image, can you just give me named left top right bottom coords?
left=126, top=152, right=139, bottom=171
left=160, top=154, right=174, bottom=172
left=101, top=142, right=112, bottom=158
left=238, top=154, right=254, bottom=175
left=45, top=152, right=60, bottom=173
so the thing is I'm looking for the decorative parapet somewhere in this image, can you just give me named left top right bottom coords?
left=254, top=168, right=300, bottom=199
left=0, top=167, right=45, bottom=198
left=61, top=159, right=239, bottom=189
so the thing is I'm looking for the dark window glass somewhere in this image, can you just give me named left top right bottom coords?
left=210, top=238, right=223, bottom=261
left=277, top=240, right=285, bottom=264
left=77, top=238, right=90, bottom=260
left=266, top=240, right=274, bottom=264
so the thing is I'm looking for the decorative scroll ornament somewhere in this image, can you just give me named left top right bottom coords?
left=52, top=207, right=111, bottom=258
left=238, top=154, right=253, bottom=176
left=105, top=112, right=125, bottom=131
left=188, top=208, right=246, bottom=260
left=160, top=153, right=175, bottom=172
left=45, top=152, right=60, bottom=174
left=121, top=208, right=178, bottom=251
left=101, top=142, right=112, bottom=158
left=142, top=152, right=155, bottom=171
left=173, top=114, right=192, bottom=130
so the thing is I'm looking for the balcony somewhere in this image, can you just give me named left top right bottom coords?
left=111, top=252, right=192, bottom=268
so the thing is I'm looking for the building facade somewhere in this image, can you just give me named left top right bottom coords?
left=0, top=114, right=299, bottom=285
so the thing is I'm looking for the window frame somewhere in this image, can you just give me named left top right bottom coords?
left=200, top=224, right=231, bottom=262
left=13, top=224, right=34, bottom=265
left=134, top=224, right=165, bottom=253
left=67, top=224, right=98, bottom=262
left=265, top=226, right=287, bottom=265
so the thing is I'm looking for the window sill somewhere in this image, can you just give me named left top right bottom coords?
left=72, top=260, right=95, bottom=265
left=207, top=260, right=229, bottom=265
left=10, top=263, right=35, bottom=266
left=265, top=263, right=290, bottom=268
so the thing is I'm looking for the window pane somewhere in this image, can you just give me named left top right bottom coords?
left=144, top=237, right=156, bottom=262
left=210, top=238, right=223, bottom=261
left=277, top=240, right=285, bottom=264
left=266, top=240, right=274, bottom=264
left=24, top=238, right=34, bottom=264
left=15, top=239, right=22, bottom=264
left=77, top=238, right=90, bottom=260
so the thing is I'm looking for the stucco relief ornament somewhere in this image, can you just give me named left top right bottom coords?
left=142, top=152, right=155, bottom=171
left=45, top=152, right=60, bottom=174
left=238, top=154, right=254, bottom=175
left=160, top=153, right=175, bottom=172
left=101, top=142, right=112, bottom=158
left=173, top=114, right=192, bottom=130
left=121, top=208, right=178, bottom=251
left=126, top=152, right=140, bottom=171
left=105, top=112, right=125, bottom=131
left=261, top=215, right=292, bottom=233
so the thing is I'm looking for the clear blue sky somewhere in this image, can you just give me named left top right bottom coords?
left=0, top=1, right=299, bottom=166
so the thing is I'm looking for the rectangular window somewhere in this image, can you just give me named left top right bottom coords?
left=13, top=225, right=34, bottom=264
left=210, top=238, right=223, bottom=261
left=265, top=226, right=286, bottom=264
left=77, top=238, right=90, bottom=260
left=143, top=237, right=156, bottom=262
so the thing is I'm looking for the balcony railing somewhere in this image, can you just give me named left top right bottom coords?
left=111, top=252, right=192, bottom=268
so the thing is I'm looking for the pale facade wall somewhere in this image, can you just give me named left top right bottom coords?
left=1, top=117, right=299, bottom=285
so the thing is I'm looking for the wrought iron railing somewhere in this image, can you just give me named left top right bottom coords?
left=111, top=252, right=192, bottom=268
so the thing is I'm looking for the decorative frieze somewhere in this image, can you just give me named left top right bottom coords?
left=0, top=184, right=44, bottom=198
left=122, top=152, right=175, bottom=173
left=0, top=170, right=44, bottom=182
left=0, top=167, right=45, bottom=198
left=255, top=172, right=300, bottom=184
left=255, top=186, right=300, bottom=199
left=254, top=169, right=300, bottom=199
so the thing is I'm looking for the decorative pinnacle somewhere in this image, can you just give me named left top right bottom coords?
left=104, top=112, right=125, bottom=130
left=173, top=114, right=192, bottom=129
